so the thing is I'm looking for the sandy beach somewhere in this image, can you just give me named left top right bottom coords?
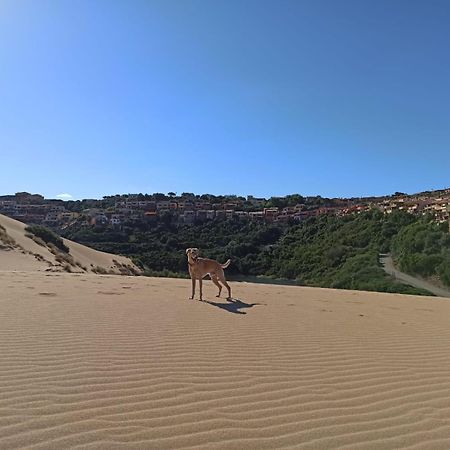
left=2, top=271, right=450, bottom=449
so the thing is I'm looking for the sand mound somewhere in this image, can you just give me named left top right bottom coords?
left=1, top=273, right=450, bottom=449
left=0, top=214, right=140, bottom=274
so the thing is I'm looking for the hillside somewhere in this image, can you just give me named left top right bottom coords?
left=64, top=210, right=445, bottom=295
left=0, top=214, right=140, bottom=274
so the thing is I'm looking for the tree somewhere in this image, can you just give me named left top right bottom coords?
left=153, top=193, right=167, bottom=201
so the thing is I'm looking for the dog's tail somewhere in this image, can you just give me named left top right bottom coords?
left=221, top=259, right=231, bottom=269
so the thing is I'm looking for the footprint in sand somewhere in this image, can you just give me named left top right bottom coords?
left=97, top=291, right=124, bottom=295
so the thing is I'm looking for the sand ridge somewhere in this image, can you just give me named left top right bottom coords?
left=1, top=272, right=450, bottom=449
left=0, top=214, right=139, bottom=274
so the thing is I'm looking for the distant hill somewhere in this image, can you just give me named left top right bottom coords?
left=0, top=214, right=140, bottom=275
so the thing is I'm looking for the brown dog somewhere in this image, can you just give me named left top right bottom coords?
left=186, top=248, right=232, bottom=301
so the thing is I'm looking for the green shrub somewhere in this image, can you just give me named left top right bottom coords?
left=393, top=220, right=450, bottom=284
left=25, top=225, right=69, bottom=253
left=438, top=262, right=450, bottom=287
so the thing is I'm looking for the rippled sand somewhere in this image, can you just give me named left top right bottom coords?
left=1, top=272, right=450, bottom=449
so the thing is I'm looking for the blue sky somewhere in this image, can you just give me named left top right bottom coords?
left=0, top=0, right=449, bottom=200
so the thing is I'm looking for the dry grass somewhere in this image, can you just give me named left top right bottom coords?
left=113, top=259, right=141, bottom=276
left=0, top=225, right=16, bottom=248
left=25, top=233, right=47, bottom=248
left=62, top=263, right=73, bottom=273
left=46, top=243, right=77, bottom=268
left=75, top=262, right=88, bottom=272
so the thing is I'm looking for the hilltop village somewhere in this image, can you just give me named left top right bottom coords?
left=0, top=189, right=449, bottom=230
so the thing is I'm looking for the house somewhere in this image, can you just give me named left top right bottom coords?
left=180, top=210, right=195, bottom=224
left=276, top=214, right=292, bottom=223
left=58, top=212, right=78, bottom=223
left=12, top=204, right=27, bottom=217
left=317, top=207, right=340, bottom=215
left=0, top=200, right=17, bottom=211
left=83, top=208, right=104, bottom=217
left=196, top=210, right=207, bottom=221
left=44, top=212, right=60, bottom=224
left=264, top=208, right=279, bottom=221
left=25, top=213, right=46, bottom=223
left=144, top=211, right=158, bottom=222
left=249, top=211, right=264, bottom=220
left=178, top=201, right=194, bottom=210
left=91, top=214, right=108, bottom=226
left=195, top=202, right=211, bottom=210
left=116, top=207, right=134, bottom=216
left=293, top=211, right=316, bottom=221
left=110, top=214, right=123, bottom=226
left=215, top=210, right=226, bottom=220
left=156, top=201, right=170, bottom=210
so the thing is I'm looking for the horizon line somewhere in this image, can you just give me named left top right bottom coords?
left=2, top=186, right=449, bottom=202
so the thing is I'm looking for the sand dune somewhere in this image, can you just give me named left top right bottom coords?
left=1, top=272, right=450, bottom=449
left=0, top=214, right=139, bottom=274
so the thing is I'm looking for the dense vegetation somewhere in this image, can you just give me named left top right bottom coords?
left=26, top=225, right=69, bottom=253
left=392, top=219, right=450, bottom=286
left=61, top=210, right=449, bottom=295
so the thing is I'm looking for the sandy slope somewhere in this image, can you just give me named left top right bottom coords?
left=0, top=214, right=139, bottom=274
left=1, top=273, right=450, bottom=449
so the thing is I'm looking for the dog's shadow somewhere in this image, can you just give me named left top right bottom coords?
left=202, top=297, right=262, bottom=315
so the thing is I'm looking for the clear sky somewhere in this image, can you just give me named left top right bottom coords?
left=1, top=0, right=449, bottom=200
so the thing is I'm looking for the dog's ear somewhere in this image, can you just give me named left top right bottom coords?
left=185, top=248, right=190, bottom=254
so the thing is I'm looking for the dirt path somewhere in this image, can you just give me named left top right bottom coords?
left=380, top=254, right=450, bottom=298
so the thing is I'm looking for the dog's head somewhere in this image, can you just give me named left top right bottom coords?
left=185, top=247, right=199, bottom=262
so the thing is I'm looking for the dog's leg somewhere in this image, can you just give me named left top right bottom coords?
left=210, top=274, right=222, bottom=297
left=199, top=278, right=203, bottom=301
left=190, top=277, right=195, bottom=299
left=218, top=270, right=232, bottom=299
left=223, top=280, right=231, bottom=300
